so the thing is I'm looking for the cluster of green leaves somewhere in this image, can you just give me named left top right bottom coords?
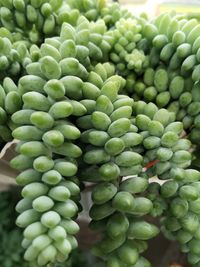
left=1, top=0, right=200, bottom=267
left=0, top=187, right=87, bottom=267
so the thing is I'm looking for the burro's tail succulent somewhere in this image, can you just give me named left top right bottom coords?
left=0, top=1, right=200, bottom=267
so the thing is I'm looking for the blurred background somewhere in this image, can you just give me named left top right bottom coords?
left=119, top=0, right=200, bottom=17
